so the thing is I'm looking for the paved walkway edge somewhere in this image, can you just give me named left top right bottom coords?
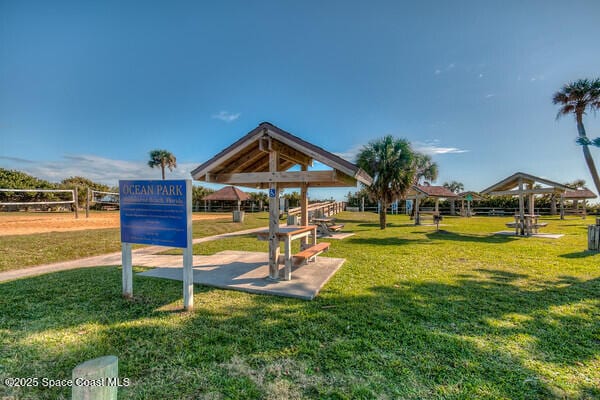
left=0, top=225, right=277, bottom=283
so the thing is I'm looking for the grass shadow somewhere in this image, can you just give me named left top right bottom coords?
left=425, top=230, right=519, bottom=244
left=559, top=250, right=600, bottom=259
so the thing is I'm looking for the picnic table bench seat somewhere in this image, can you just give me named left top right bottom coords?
left=278, top=242, right=331, bottom=266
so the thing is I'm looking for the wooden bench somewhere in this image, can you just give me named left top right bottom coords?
left=291, top=242, right=330, bottom=266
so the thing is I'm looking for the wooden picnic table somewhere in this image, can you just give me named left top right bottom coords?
left=311, top=217, right=344, bottom=236
left=256, top=225, right=318, bottom=280
left=506, top=214, right=547, bottom=236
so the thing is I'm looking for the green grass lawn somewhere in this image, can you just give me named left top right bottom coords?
left=1, top=213, right=599, bottom=399
left=0, top=212, right=271, bottom=272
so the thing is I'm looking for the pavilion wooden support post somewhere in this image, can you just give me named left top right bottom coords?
left=300, top=165, right=309, bottom=247
left=414, top=196, right=421, bottom=225
left=467, top=200, right=471, bottom=217
left=518, top=178, right=525, bottom=235
left=550, top=195, right=557, bottom=215
left=435, top=199, right=439, bottom=214
left=450, top=199, right=455, bottom=216
left=560, top=196, right=565, bottom=220
left=268, top=150, right=280, bottom=281
left=527, top=184, right=535, bottom=216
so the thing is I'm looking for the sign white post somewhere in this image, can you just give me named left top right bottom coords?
left=122, top=243, right=132, bottom=298
left=183, top=180, right=194, bottom=310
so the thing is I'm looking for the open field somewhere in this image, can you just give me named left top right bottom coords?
left=1, top=213, right=599, bottom=399
left=0, top=211, right=233, bottom=236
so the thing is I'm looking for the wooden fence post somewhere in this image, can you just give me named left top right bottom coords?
left=72, top=355, right=118, bottom=400
left=86, top=187, right=90, bottom=218
left=74, top=187, right=79, bottom=219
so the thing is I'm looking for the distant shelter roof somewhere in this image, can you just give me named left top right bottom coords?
left=406, top=185, right=458, bottom=199
left=481, top=172, right=570, bottom=195
left=203, top=186, right=250, bottom=201
left=563, top=188, right=597, bottom=199
left=457, top=191, right=484, bottom=200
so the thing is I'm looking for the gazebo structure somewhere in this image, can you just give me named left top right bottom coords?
left=405, top=185, right=458, bottom=225
left=561, top=188, right=597, bottom=219
left=191, top=122, right=372, bottom=281
left=457, top=191, right=484, bottom=217
left=481, top=172, right=570, bottom=235
left=203, top=185, right=250, bottom=211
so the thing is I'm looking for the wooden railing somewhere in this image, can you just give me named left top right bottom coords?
left=287, top=201, right=346, bottom=218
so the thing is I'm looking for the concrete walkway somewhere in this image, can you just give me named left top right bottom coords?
left=0, top=226, right=273, bottom=283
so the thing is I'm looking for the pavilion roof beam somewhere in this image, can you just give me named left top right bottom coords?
left=259, top=137, right=313, bottom=167
left=208, top=170, right=343, bottom=185
left=489, top=188, right=564, bottom=196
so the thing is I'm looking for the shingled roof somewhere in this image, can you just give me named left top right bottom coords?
left=407, top=185, right=458, bottom=198
left=203, top=186, right=250, bottom=201
left=563, top=188, right=597, bottom=199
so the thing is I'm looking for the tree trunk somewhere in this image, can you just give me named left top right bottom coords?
left=379, top=200, right=387, bottom=229
left=161, top=166, right=166, bottom=180
left=577, top=114, right=600, bottom=196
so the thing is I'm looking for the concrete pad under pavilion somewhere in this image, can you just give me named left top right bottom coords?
left=137, top=250, right=345, bottom=300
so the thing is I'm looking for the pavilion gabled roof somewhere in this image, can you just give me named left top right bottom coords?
left=406, top=185, right=458, bottom=198
left=563, top=188, right=597, bottom=199
left=481, top=172, right=570, bottom=195
left=457, top=191, right=484, bottom=200
left=203, top=186, right=250, bottom=201
left=191, top=122, right=373, bottom=189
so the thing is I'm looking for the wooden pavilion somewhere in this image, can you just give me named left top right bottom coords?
left=456, top=191, right=484, bottom=217
left=561, top=188, right=597, bottom=219
left=405, top=185, right=458, bottom=225
left=191, top=122, right=372, bottom=281
left=481, top=172, right=570, bottom=235
left=203, top=185, right=250, bottom=211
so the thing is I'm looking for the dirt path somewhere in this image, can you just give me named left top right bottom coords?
left=0, top=211, right=231, bottom=236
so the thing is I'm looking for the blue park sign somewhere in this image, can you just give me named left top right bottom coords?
left=119, top=180, right=190, bottom=248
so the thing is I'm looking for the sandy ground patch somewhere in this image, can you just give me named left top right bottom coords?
left=0, top=211, right=232, bottom=236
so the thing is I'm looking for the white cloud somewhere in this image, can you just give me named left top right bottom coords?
left=333, top=144, right=364, bottom=162
left=413, top=140, right=469, bottom=155
left=0, top=154, right=199, bottom=186
left=485, top=93, right=495, bottom=99
left=212, top=111, right=240, bottom=122
left=434, top=69, right=441, bottom=75
left=530, top=74, right=545, bottom=82
left=447, top=63, right=455, bottom=69
left=478, top=73, right=484, bottom=78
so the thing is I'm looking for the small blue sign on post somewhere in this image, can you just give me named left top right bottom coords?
left=119, top=180, right=189, bottom=248
left=269, top=188, right=276, bottom=198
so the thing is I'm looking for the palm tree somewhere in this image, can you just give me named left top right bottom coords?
left=553, top=78, right=600, bottom=195
left=356, top=136, right=416, bottom=229
left=413, top=153, right=439, bottom=185
left=442, top=181, right=464, bottom=194
left=148, top=149, right=177, bottom=180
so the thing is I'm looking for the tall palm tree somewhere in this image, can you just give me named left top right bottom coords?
left=148, top=149, right=177, bottom=180
left=356, top=136, right=416, bottom=229
left=553, top=78, right=600, bottom=195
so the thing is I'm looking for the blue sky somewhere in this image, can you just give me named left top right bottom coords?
left=1, top=0, right=600, bottom=200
